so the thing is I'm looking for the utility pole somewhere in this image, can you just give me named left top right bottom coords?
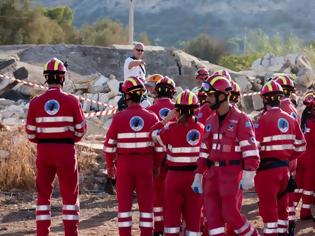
left=128, top=0, right=135, bottom=44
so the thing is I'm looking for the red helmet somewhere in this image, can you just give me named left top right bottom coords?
left=303, top=91, right=315, bottom=106
left=43, top=58, right=67, bottom=75
left=260, top=80, right=283, bottom=96
left=202, top=76, right=232, bottom=94
left=155, top=76, right=176, bottom=90
left=231, top=80, right=241, bottom=95
left=122, top=76, right=145, bottom=94
left=274, top=75, right=295, bottom=88
left=195, top=67, right=209, bottom=81
left=210, top=69, right=232, bottom=81
left=176, top=89, right=199, bottom=107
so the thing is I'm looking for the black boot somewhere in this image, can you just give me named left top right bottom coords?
left=288, top=221, right=295, bottom=236
left=153, top=232, right=163, bottom=236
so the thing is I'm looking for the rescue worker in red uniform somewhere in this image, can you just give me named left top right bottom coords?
left=147, top=76, right=176, bottom=236
left=25, top=58, right=87, bottom=236
left=151, top=89, right=204, bottom=236
left=192, top=67, right=210, bottom=95
left=195, top=88, right=213, bottom=125
left=254, top=80, right=306, bottom=236
left=193, top=76, right=260, bottom=236
left=103, top=76, right=163, bottom=236
left=274, top=75, right=300, bottom=235
left=226, top=80, right=243, bottom=236
left=293, top=91, right=315, bottom=220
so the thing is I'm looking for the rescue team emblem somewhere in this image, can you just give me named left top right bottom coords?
left=278, top=118, right=289, bottom=133
left=186, top=129, right=201, bottom=145
left=197, top=112, right=203, bottom=119
left=130, top=116, right=144, bottom=131
left=44, top=99, right=60, bottom=115
left=159, top=108, right=170, bottom=120
left=205, top=124, right=212, bottom=132
left=290, top=112, right=298, bottom=120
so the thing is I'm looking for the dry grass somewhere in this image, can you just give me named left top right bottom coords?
left=0, top=126, right=36, bottom=191
left=0, top=127, right=100, bottom=192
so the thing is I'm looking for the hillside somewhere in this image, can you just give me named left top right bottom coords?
left=36, top=0, right=315, bottom=46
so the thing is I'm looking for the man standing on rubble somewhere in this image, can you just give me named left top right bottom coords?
left=26, top=58, right=87, bottom=236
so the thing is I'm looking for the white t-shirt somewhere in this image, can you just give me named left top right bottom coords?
left=123, top=57, right=146, bottom=82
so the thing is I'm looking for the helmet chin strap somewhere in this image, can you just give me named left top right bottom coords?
left=210, top=93, right=228, bottom=110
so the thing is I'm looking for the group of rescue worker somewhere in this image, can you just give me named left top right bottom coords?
left=25, top=58, right=315, bottom=236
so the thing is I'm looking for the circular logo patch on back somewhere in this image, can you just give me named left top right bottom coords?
left=278, top=118, right=289, bottom=133
left=159, top=108, right=170, bottom=120
left=130, top=116, right=144, bottom=131
left=186, top=129, right=201, bottom=146
left=44, top=99, right=60, bottom=115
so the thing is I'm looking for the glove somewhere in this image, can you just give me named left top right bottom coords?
left=107, top=166, right=116, bottom=179
left=241, top=171, right=256, bottom=190
left=191, top=173, right=203, bottom=194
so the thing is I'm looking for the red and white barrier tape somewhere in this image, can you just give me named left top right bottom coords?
left=84, top=108, right=118, bottom=118
left=242, top=91, right=260, bottom=97
left=0, top=73, right=118, bottom=111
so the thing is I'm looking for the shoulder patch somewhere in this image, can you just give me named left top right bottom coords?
left=159, top=108, right=170, bottom=120
left=278, top=118, right=289, bottom=133
left=290, top=112, right=298, bottom=120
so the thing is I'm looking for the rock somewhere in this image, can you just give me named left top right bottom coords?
left=2, top=117, right=20, bottom=126
left=0, top=150, right=9, bottom=159
left=252, top=94, right=264, bottom=111
left=89, top=74, right=109, bottom=93
left=233, top=76, right=252, bottom=92
left=107, top=75, right=120, bottom=96
left=0, top=98, right=15, bottom=108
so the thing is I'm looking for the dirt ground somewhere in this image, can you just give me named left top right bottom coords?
left=0, top=191, right=314, bottom=236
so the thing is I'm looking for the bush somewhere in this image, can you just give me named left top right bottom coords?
left=184, top=34, right=228, bottom=64
left=219, top=53, right=261, bottom=71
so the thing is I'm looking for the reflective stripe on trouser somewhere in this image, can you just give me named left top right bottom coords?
left=164, top=171, right=202, bottom=235
left=36, top=143, right=79, bottom=236
left=254, top=167, right=289, bottom=236
left=208, top=227, right=225, bottom=235
left=116, top=155, right=153, bottom=236
left=263, top=222, right=278, bottom=235
left=288, top=193, right=296, bottom=222
left=277, top=219, right=288, bottom=234
left=153, top=169, right=165, bottom=233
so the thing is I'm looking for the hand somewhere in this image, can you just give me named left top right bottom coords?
left=162, top=109, right=179, bottom=125
left=241, top=170, right=256, bottom=190
left=191, top=173, right=203, bottom=194
left=138, top=60, right=145, bottom=66
left=107, top=166, right=116, bottom=179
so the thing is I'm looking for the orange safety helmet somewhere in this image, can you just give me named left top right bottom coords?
left=176, top=89, right=199, bottom=108
left=122, top=76, right=145, bottom=94
left=146, top=74, right=163, bottom=86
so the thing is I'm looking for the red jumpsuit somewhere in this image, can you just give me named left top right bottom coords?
left=25, top=87, right=87, bottom=236
left=280, top=98, right=301, bottom=223
left=104, top=103, right=163, bottom=236
left=197, top=105, right=259, bottom=236
left=255, top=107, right=305, bottom=236
left=293, top=118, right=315, bottom=219
left=196, top=103, right=213, bottom=125
left=152, top=117, right=204, bottom=235
left=195, top=103, right=213, bottom=236
left=147, top=98, right=175, bottom=234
